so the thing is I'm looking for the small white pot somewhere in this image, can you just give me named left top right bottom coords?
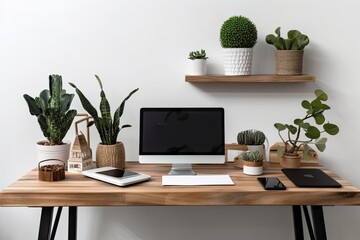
left=187, top=59, right=207, bottom=75
left=223, top=48, right=253, bottom=75
left=37, top=141, right=71, bottom=166
left=243, top=165, right=263, bottom=176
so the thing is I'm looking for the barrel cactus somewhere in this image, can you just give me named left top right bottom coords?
left=241, top=150, right=263, bottom=162
left=24, top=75, right=77, bottom=145
left=220, top=16, right=257, bottom=48
left=237, top=129, right=266, bottom=145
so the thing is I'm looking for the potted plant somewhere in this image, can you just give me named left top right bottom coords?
left=241, top=150, right=263, bottom=175
left=274, top=89, right=339, bottom=168
left=69, top=75, right=138, bottom=169
left=187, top=49, right=208, bottom=75
left=23, top=75, right=77, bottom=164
left=220, top=15, right=257, bottom=75
left=237, top=129, right=266, bottom=158
left=266, top=27, right=310, bottom=75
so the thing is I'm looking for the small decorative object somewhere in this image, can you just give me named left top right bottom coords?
left=68, top=114, right=94, bottom=172
left=274, top=89, right=339, bottom=168
left=38, top=159, right=65, bottom=181
left=187, top=49, right=208, bottom=75
left=269, top=142, right=318, bottom=164
left=24, top=75, right=77, bottom=165
left=241, top=151, right=263, bottom=175
left=266, top=27, right=310, bottom=75
left=69, top=75, right=139, bottom=169
left=237, top=129, right=267, bottom=158
left=220, top=15, right=257, bottom=75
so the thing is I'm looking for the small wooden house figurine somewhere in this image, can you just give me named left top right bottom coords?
left=68, top=115, right=94, bottom=172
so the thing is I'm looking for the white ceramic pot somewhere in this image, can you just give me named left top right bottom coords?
left=187, top=59, right=207, bottom=75
left=36, top=141, right=71, bottom=165
left=243, top=165, right=263, bottom=176
left=223, top=48, right=253, bottom=75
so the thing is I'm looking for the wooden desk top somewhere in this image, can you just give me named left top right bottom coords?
left=1, top=163, right=360, bottom=207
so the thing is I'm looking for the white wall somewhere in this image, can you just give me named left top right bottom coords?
left=1, top=0, right=360, bottom=239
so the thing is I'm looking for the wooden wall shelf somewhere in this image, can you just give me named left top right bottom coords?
left=185, top=74, right=315, bottom=83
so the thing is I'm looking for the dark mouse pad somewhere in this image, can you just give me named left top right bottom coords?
left=282, top=168, right=342, bottom=188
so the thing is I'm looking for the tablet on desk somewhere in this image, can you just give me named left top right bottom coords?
left=82, top=167, right=151, bottom=187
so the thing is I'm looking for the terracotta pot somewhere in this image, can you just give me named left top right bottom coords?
left=96, top=142, right=125, bottom=169
left=275, top=50, right=304, bottom=75
left=280, top=154, right=301, bottom=168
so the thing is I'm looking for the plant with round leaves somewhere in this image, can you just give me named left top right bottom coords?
left=188, top=49, right=208, bottom=60
left=274, top=89, right=339, bottom=160
left=242, top=150, right=263, bottom=162
left=69, top=75, right=139, bottom=145
left=237, top=129, right=266, bottom=145
left=265, top=27, right=310, bottom=50
left=220, top=16, right=257, bottom=48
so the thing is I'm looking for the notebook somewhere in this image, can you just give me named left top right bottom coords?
left=282, top=168, right=342, bottom=188
left=162, top=175, right=234, bottom=186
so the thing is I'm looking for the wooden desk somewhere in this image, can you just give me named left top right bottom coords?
left=1, top=163, right=360, bottom=240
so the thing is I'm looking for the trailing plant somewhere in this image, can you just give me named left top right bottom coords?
left=24, top=74, right=77, bottom=145
left=274, top=89, right=339, bottom=159
left=188, top=49, right=208, bottom=60
left=242, top=150, right=263, bottom=162
left=237, top=129, right=266, bottom=145
left=265, top=27, right=310, bottom=50
left=69, top=75, right=138, bottom=145
left=220, top=16, right=257, bottom=48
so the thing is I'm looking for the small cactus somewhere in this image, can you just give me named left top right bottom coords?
left=242, top=150, right=263, bottom=162
left=237, top=129, right=266, bottom=145
left=188, top=49, right=208, bottom=60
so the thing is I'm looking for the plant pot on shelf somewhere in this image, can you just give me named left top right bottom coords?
left=280, top=154, right=301, bottom=168
left=243, top=160, right=263, bottom=175
left=223, top=48, right=253, bottom=75
left=187, top=59, right=207, bottom=75
left=36, top=141, right=71, bottom=166
left=96, top=142, right=125, bottom=169
left=275, top=50, right=304, bottom=75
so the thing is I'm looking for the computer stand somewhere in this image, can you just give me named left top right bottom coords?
left=168, top=164, right=196, bottom=175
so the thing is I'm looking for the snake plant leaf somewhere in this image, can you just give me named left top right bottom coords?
left=301, top=100, right=311, bottom=109
left=87, top=121, right=95, bottom=128
left=305, top=126, right=320, bottom=139
left=23, top=94, right=42, bottom=116
left=315, top=89, right=328, bottom=101
left=121, top=124, right=132, bottom=129
left=69, top=82, right=98, bottom=118
left=323, top=123, right=339, bottom=135
left=113, top=88, right=139, bottom=133
left=285, top=124, right=297, bottom=134
left=274, top=123, right=286, bottom=131
left=315, top=138, right=327, bottom=152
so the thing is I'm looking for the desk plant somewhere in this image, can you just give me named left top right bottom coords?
left=24, top=74, right=77, bottom=162
left=187, top=49, right=208, bottom=75
left=241, top=150, right=263, bottom=175
left=220, top=15, right=257, bottom=75
left=274, top=89, right=339, bottom=168
left=69, top=75, right=138, bottom=169
left=265, top=27, right=310, bottom=75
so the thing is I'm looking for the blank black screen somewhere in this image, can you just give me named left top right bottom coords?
left=140, top=108, right=224, bottom=155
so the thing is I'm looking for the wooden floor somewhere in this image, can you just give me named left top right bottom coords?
left=1, top=162, right=360, bottom=207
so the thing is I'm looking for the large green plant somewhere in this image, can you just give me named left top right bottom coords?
left=266, top=27, right=309, bottom=50
left=69, top=75, right=138, bottom=145
left=24, top=75, right=77, bottom=145
left=274, top=89, right=339, bottom=159
left=220, top=16, right=257, bottom=48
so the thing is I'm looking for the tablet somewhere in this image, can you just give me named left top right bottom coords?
left=82, top=167, right=151, bottom=186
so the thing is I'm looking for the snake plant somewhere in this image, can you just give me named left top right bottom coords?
left=69, top=75, right=139, bottom=145
left=24, top=75, right=77, bottom=145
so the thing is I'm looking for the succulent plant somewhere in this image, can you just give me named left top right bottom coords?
left=242, top=150, right=263, bottom=162
left=220, top=16, right=257, bottom=48
left=266, top=27, right=310, bottom=50
left=69, top=75, right=138, bottom=145
left=188, top=49, right=208, bottom=60
left=274, top=89, right=339, bottom=159
left=237, top=129, right=266, bottom=145
left=24, top=75, right=77, bottom=145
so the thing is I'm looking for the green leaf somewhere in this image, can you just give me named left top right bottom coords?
left=323, top=123, right=340, bottom=135
left=274, top=123, right=286, bottom=131
left=284, top=39, right=293, bottom=50
left=311, top=99, right=322, bottom=108
left=87, top=121, right=95, bottom=128
left=121, top=124, right=132, bottom=129
left=294, top=119, right=303, bottom=126
left=23, top=94, right=42, bottom=116
left=275, top=27, right=281, bottom=37
left=321, top=104, right=331, bottom=110
left=315, top=138, right=327, bottom=152
left=285, top=124, right=297, bottom=134
left=265, top=34, right=276, bottom=45
left=314, top=113, right=325, bottom=125
left=303, top=144, right=312, bottom=160
left=315, top=89, right=328, bottom=101
left=305, top=126, right=320, bottom=139
left=302, top=100, right=311, bottom=109
left=288, top=30, right=300, bottom=39
left=277, top=145, right=283, bottom=157
left=69, top=82, right=98, bottom=119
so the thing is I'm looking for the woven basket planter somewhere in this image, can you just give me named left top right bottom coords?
left=275, top=50, right=304, bottom=75
left=280, top=154, right=301, bottom=168
left=96, top=142, right=125, bottom=169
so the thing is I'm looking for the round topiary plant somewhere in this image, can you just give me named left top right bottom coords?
left=220, top=16, right=257, bottom=48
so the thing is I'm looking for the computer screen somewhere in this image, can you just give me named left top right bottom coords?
left=139, top=108, right=225, bottom=175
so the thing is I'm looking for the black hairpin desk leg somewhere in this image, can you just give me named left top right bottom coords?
left=69, top=206, right=77, bottom=240
left=292, top=206, right=304, bottom=240
left=38, top=207, right=54, bottom=240
left=311, top=206, right=327, bottom=240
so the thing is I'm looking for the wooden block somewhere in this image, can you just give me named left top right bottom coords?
left=225, top=143, right=248, bottom=163
left=269, top=142, right=318, bottom=164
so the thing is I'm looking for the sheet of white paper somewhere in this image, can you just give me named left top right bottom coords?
left=162, top=175, right=234, bottom=186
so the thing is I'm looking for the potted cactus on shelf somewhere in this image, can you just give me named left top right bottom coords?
left=274, top=89, right=339, bottom=168
left=266, top=27, right=310, bottom=75
left=69, top=75, right=138, bottom=169
left=187, top=49, right=208, bottom=75
left=220, top=15, right=257, bottom=75
left=241, top=150, right=263, bottom=175
left=23, top=75, right=77, bottom=164
left=237, top=129, right=267, bottom=158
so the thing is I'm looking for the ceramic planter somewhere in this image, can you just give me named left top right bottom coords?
left=280, top=154, right=301, bottom=168
left=275, top=50, right=304, bottom=75
left=243, top=160, right=263, bottom=175
left=187, top=59, right=207, bottom=75
left=96, top=142, right=125, bottom=169
left=36, top=141, right=71, bottom=166
left=223, top=48, right=253, bottom=75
